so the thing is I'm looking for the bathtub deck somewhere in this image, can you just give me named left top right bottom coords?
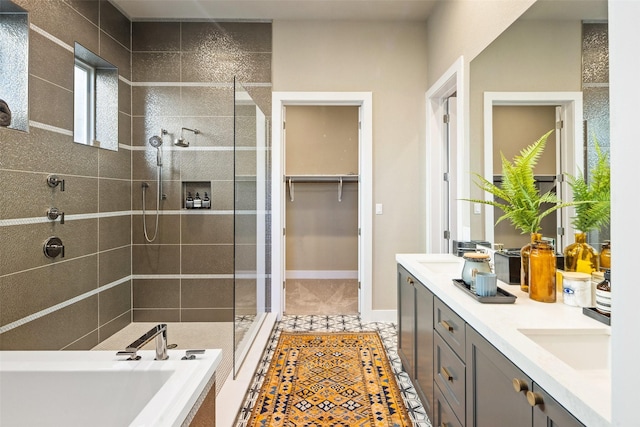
left=92, top=322, right=233, bottom=395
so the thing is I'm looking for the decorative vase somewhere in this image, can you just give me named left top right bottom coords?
left=599, top=240, right=611, bottom=271
left=520, top=232, right=542, bottom=293
left=563, top=232, right=599, bottom=273
left=529, top=239, right=557, bottom=303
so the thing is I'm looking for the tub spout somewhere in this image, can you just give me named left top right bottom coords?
left=116, top=324, right=169, bottom=361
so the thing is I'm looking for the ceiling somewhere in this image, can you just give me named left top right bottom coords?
left=109, top=0, right=440, bottom=21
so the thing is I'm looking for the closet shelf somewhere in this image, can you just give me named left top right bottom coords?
left=285, top=174, right=359, bottom=202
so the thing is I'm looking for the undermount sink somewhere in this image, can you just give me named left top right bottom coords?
left=518, top=328, right=610, bottom=371
left=419, top=258, right=463, bottom=276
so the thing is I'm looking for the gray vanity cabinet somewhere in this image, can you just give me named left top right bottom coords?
left=398, top=265, right=416, bottom=377
left=397, top=265, right=434, bottom=419
left=415, top=283, right=434, bottom=418
left=466, top=325, right=583, bottom=427
left=532, top=383, right=583, bottom=427
left=466, top=325, right=532, bottom=426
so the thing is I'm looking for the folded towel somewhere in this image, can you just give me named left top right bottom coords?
left=0, top=99, right=12, bottom=127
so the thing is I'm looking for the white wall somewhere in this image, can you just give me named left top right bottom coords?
left=272, top=21, right=429, bottom=311
left=609, top=1, right=639, bottom=425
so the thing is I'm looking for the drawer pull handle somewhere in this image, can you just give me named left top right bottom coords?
left=440, top=320, right=454, bottom=332
left=440, top=366, right=453, bottom=382
left=527, top=391, right=544, bottom=407
left=512, top=378, right=528, bottom=392
left=406, top=277, right=414, bottom=285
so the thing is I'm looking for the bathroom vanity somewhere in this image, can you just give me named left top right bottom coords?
left=397, top=254, right=611, bottom=427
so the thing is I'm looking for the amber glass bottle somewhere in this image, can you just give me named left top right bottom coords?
left=599, top=240, right=611, bottom=271
left=564, top=232, right=599, bottom=273
left=520, top=232, right=542, bottom=293
left=529, top=239, right=557, bottom=303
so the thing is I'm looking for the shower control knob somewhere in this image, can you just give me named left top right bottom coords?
left=47, top=175, right=65, bottom=191
left=47, top=208, right=65, bottom=224
left=43, top=236, right=65, bottom=259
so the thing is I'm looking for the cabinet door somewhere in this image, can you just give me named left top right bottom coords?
left=398, top=265, right=416, bottom=377
left=466, top=325, right=532, bottom=427
left=531, top=383, right=584, bottom=427
left=415, top=283, right=434, bottom=418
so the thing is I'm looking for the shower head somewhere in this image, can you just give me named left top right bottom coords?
left=174, top=137, right=189, bottom=147
left=148, top=135, right=163, bottom=148
left=148, top=130, right=167, bottom=166
left=174, top=127, right=200, bottom=147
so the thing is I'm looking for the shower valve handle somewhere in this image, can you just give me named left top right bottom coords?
left=47, top=175, right=65, bottom=191
left=47, top=208, right=65, bottom=224
left=43, top=236, right=65, bottom=259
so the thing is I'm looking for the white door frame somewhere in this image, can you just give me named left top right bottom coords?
left=271, top=92, right=373, bottom=320
left=483, top=92, right=584, bottom=250
left=426, top=56, right=467, bottom=253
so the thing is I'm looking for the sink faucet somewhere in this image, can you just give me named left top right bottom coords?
left=116, top=324, right=169, bottom=360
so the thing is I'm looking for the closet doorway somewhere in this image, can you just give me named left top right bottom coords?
left=284, top=105, right=360, bottom=315
left=271, top=92, right=372, bottom=321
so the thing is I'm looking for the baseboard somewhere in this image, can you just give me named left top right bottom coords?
left=363, top=309, right=397, bottom=323
left=285, top=270, right=359, bottom=280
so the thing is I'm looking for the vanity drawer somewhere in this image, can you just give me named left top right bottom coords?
left=434, top=382, right=464, bottom=427
left=434, top=331, right=466, bottom=424
left=434, top=297, right=466, bottom=359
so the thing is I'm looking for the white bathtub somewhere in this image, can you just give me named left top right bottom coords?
left=0, top=349, right=222, bottom=427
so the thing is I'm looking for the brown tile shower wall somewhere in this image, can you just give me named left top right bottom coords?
left=0, top=0, right=132, bottom=350
left=130, top=21, right=272, bottom=322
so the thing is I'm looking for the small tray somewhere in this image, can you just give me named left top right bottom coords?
left=582, top=307, right=611, bottom=326
left=452, top=279, right=517, bottom=304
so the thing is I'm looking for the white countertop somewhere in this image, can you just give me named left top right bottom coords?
left=396, top=253, right=611, bottom=427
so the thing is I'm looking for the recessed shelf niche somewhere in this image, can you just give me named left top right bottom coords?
left=182, top=181, right=211, bottom=209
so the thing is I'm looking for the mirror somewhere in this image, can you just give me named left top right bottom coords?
left=0, top=0, right=29, bottom=132
left=467, top=0, right=608, bottom=250
left=73, top=42, right=119, bottom=151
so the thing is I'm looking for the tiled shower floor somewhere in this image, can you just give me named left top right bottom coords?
left=234, top=314, right=432, bottom=426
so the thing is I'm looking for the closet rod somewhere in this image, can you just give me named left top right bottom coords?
left=284, top=174, right=359, bottom=183
left=286, top=175, right=358, bottom=202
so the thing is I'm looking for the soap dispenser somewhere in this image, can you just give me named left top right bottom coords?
left=193, top=192, right=202, bottom=208
left=185, top=192, right=194, bottom=209
left=203, top=192, right=211, bottom=209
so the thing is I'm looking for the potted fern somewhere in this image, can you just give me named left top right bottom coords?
left=564, top=139, right=611, bottom=273
left=465, top=130, right=573, bottom=298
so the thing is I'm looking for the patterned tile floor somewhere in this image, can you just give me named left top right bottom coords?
left=234, top=315, right=432, bottom=426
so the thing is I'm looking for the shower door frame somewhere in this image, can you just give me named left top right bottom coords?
left=271, top=92, right=374, bottom=321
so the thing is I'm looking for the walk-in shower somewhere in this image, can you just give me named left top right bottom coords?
left=141, top=129, right=167, bottom=243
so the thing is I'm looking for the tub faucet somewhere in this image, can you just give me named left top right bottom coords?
left=116, top=324, right=169, bottom=361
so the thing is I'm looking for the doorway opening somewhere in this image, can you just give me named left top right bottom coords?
left=283, top=105, right=360, bottom=315
left=271, top=92, right=373, bottom=321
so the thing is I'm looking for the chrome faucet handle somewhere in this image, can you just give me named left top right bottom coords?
left=47, top=208, right=65, bottom=224
left=182, top=349, right=205, bottom=360
left=116, top=350, right=140, bottom=361
left=47, top=175, right=65, bottom=191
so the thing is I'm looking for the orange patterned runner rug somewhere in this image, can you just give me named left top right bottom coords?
left=247, top=331, right=412, bottom=427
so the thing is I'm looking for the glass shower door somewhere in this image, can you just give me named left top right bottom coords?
left=233, top=80, right=268, bottom=377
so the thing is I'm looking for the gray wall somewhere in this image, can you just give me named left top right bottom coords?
left=0, top=0, right=271, bottom=350
left=0, top=0, right=132, bottom=350
left=129, top=21, right=271, bottom=322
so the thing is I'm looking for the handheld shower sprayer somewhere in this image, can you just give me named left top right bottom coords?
left=174, top=127, right=200, bottom=147
left=148, top=129, right=167, bottom=166
left=142, top=128, right=168, bottom=243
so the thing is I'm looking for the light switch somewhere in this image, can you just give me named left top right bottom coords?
left=375, top=203, right=383, bottom=215
left=474, top=203, right=482, bottom=214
